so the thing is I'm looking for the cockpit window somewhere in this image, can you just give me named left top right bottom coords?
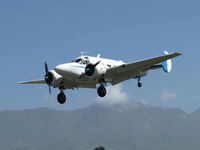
left=82, top=60, right=90, bottom=65
left=72, top=58, right=90, bottom=64
left=72, top=58, right=82, bottom=63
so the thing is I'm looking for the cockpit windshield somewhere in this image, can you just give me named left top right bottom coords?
left=72, top=58, right=82, bottom=63
left=72, top=57, right=90, bottom=65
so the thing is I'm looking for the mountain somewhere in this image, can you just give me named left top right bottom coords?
left=1, top=102, right=200, bottom=150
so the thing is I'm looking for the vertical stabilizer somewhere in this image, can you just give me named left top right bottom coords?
left=162, top=51, right=172, bottom=73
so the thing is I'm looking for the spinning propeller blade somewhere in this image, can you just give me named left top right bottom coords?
left=44, top=62, right=52, bottom=94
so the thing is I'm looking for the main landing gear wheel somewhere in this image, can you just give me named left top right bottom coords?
left=97, top=85, right=106, bottom=97
left=138, top=82, right=142, bottom=88
left=57, top=91, right=66, bottom=104
left=137, top=77, right=142, bottom=88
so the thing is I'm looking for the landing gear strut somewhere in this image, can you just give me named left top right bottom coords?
left=97, top=84, right=106, bottom=97
left=137, top=77, right=142, bottom=88
left=57, top=91, right=66, bottom=104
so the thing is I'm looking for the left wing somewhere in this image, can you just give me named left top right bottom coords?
left=105, top=52, right=181, bottom=85
left=18, top=79, right=46, bottom=84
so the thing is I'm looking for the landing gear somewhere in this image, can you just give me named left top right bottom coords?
left=97, top=84, right=106, bottom=97
left=57, top=91, right=66, bottom=104
left=137, top=77, right=142, bottom=88
left=138, top=82, right=142, bottom=88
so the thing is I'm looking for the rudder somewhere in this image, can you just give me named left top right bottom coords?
left=162, top=51, right=172, bottom=73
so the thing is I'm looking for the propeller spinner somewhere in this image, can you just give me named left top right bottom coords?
left=85, top=61, right=100, bottom=76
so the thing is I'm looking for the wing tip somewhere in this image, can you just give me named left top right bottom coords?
left=167, top=52, right=182, bottom=58
left=17, top=80, right=46, bottom=84
left=17, top=81, right=29, bottom=84
left=174, top=52, right=182, bottom=56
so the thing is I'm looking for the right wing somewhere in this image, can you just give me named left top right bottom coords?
left=105, top=52, right=181, bottom=85
left=18, top=79, right=46, bottom=84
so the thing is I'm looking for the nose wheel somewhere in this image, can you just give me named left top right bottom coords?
left=97, top=85, right=106, bottom=97
left=57, top=91, right=66, bottom=104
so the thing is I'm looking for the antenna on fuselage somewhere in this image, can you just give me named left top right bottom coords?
left=97, top=54, right=100, bottom=58
left=80, top=51, right=88, bottom=56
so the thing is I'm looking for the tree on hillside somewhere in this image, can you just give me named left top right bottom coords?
left=94, top=146, right=105, bottom=150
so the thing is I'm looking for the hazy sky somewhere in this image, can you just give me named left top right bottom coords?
left=0, top=0, right=199, bottom=112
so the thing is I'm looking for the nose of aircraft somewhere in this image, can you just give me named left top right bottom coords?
left=55, top=64, right=69, bottom=75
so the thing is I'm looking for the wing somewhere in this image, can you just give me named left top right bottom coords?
left=18, top=79, right=46, bottom=84
left=105, top=52, right=181, bottom=85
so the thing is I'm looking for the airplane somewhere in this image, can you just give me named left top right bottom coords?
left=19, top=51, right=181, bottom=104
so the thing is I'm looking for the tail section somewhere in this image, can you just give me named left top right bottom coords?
left=162, top=51, right=172, bottom=73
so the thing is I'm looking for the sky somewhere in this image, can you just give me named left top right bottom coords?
left=0, top=0, right=199, bottom=112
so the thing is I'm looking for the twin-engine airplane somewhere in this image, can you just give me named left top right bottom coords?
left=19, top=51, right=181, bottom=104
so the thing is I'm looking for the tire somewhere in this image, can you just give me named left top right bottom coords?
left=138, top=82, right=142, bottom=88
left=97, top=86, right=106, bottom=97
left=57, top=93, right=66, bottom=104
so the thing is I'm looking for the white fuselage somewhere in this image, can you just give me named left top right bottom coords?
left=18, top=51, right=181, bottom=104
left=54, top=56, right=124, bottom=89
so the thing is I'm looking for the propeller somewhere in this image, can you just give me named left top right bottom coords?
left=94, top=61, right=101, bottom=67
left=44, top=62, right=53, bottom=94
left=85, top=61, right=100, bottom=77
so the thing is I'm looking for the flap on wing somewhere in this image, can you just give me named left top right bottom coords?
left=149, top=64, right=162, bottom=70
left=18, top=79, right=46, bottom=84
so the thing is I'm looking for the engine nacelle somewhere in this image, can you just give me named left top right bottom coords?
left=85, top=62, right=106, bottom=78
left=48, top=70, right=63, bottom=87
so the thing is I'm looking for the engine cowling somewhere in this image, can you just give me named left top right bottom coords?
left=45, top=70, right=63, bottom=87
left=85, top=62, right=106, bottom=78
left=85, top=64, right=95, bottom=76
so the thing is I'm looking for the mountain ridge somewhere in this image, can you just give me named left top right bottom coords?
left=1, top=101, right=200, bottom=150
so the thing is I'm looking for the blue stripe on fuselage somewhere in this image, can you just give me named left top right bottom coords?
left=71, top=65, right=86, bottom=69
